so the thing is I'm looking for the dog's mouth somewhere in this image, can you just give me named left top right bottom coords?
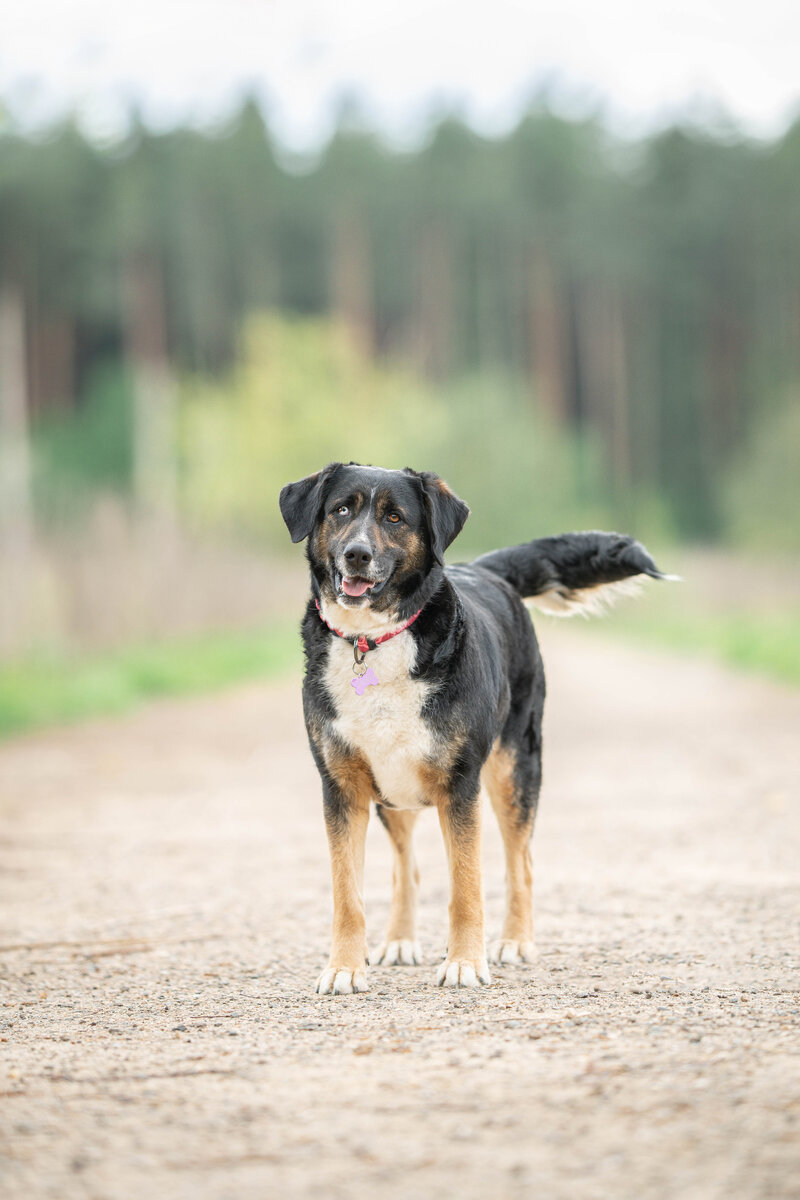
left=341, top=576, right=374, bottom=599
left=333, top=569, right=393, bottom=603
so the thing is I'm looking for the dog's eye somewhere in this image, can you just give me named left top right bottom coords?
left=386, top=512, right=401, bottom=524
left=335, top=505, right=349, bottom=516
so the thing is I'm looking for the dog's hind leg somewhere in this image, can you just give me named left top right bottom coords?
left=374, top=806, right=422, bottom=966
left=436, top=790, right=491, bottom=987
left=483, top=740, right=540, bottom=965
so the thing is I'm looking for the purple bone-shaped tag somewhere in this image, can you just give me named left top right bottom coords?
left=351, top=666, right=379, bottom=695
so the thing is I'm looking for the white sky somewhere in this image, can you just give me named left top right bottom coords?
left=2, top=0, right=799, bottom=146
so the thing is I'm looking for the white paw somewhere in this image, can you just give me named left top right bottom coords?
left=375, top=939, right=421, bottom=966
left=316, top=966, right=369, bottom=995
left=436, top=958, right=491, bottom=988
left=488, top=939, right=536, bottom=965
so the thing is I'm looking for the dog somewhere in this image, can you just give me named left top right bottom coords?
left=279, top=462, right=672, bottom=994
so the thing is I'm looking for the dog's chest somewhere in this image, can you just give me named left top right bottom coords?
left=323, top=635, right=433, bottom=810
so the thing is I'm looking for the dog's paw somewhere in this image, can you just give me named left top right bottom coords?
left=375, top=938, right=421, bottom=966
left=488, top=939, right=536, bottom=965
left=436, top=957, right=491, bottom=988
left=315, top=966, right=369, bottom=995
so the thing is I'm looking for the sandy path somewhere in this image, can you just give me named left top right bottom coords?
left=1, top=626, right=799, bottom=1200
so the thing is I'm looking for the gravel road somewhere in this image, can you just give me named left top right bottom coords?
left=1, top=626, right=799, bottom=1200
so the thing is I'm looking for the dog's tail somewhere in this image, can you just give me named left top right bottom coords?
left=472, top=532, right=678, bottom=617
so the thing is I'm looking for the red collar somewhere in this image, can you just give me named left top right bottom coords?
left=315, top=599, right=424, bottom=655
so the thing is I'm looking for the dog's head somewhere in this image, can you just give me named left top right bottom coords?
left=279, top=463, right=469, bottom=618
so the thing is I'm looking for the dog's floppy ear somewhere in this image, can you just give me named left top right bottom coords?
left=279, top=463, right=340, bottom=543
left=414, top=470, right=470, bottom=565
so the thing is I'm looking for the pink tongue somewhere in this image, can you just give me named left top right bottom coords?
left=342, top=577, right=372, bottom=598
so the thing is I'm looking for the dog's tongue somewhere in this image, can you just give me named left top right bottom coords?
left=342, top=577, right=373, bottom=598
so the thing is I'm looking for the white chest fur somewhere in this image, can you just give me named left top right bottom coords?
left=323, top=632, right=434, bottom=811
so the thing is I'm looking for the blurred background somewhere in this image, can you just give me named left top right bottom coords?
left=1, top=0, right=799, bottom=735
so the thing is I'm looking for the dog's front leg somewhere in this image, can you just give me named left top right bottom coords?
left=316, top=785, right=371, bottom=996
left=437, top=793, right=491, bottom=988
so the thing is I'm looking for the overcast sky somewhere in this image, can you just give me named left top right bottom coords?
left=2, top=0, right=799, bottom=147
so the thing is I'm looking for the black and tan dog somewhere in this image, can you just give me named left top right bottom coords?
left=280, top=463, right=671, bottom=994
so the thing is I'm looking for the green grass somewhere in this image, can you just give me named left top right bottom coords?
left=0, top=624, right=301, bottom=740
left=580, top=605, right=800, bottom=686
left=1, top=585, right=797, bottom=744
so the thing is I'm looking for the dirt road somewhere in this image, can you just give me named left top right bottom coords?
left=1, top=627, right=799, bottom=1200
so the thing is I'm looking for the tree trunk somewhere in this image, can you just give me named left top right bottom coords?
left=0, top=284, right=33, bottom=558
left=607, top=286, right=632, bottom=495
left=123, top=253, right=178, bottom=536
left=415, top=223, right=453, bottom=381
left=330, top=212, right=373, bottom=357
left=0, top=284, right=34, bottom=654
left=579, top=281, right=632, bottom=495
left=528, top=247, right=567, bottom=424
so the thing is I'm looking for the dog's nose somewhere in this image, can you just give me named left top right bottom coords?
left=343, top=542, right=373, bottom=572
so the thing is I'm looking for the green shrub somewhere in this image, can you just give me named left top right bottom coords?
left=34, top=362, right=134, bottom=523
left=721, top=397, right=800, bottom=554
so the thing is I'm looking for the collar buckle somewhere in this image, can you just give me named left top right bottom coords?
left=353, top=639, right=368, bottom=666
